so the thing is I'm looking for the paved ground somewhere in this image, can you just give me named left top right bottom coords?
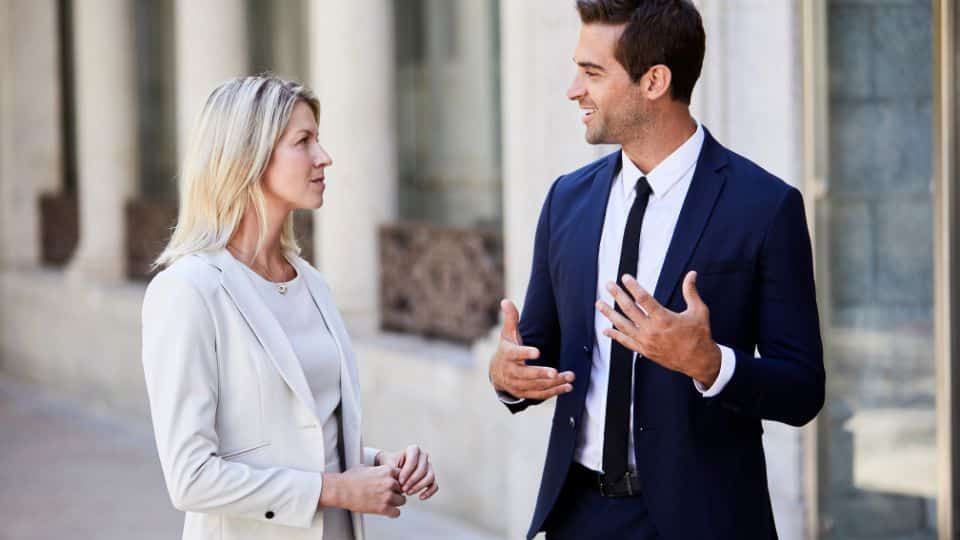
left=0, top=375, right=500, bottom=540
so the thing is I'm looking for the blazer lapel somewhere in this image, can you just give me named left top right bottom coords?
left=291, top=257, right=364, bottom=469
left=653, top=128, right=729, bottom=308
left=210, top=250, right=320, bottom=424
left=580, top=151, right=622, bottom=341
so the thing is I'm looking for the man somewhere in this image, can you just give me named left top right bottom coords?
left=488, top=1, right=824, bottom=539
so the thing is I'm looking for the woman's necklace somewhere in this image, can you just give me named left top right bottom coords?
left=227, top=245, right=291, bottom=295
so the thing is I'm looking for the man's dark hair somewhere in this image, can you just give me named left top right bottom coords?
left=576, top=0, right=705, bottom=104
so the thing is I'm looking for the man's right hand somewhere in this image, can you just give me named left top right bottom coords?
left=489, top=299, right=575, bottom=401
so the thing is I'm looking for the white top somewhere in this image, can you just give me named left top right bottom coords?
left=239, top=260, right=354, bottom=540
left=574, top=122, right=737, bottom=472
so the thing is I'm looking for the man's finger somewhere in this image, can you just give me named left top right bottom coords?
left=681, top=271, right=704, bottom=312
left=596, top=299, right=643, bottom=337
left=517, top=375, right=575, bottom=395
left=504, top=342, right=541, bottom=362
left=500, top=299, right=521, bottom=343
left=621, top=275, right=664, bottom=318
left=524, top=383, right=574, bottom=400
left=511, top=374, right=562, bottom=392
left=618, top=276, right=663, bottom=318
left=603, top=327, right=646, bottom=358
left=509, top=363, right=558, bottom=380
left=606, top=281, right=649, bottom=325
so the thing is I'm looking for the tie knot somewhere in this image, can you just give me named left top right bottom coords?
left=635, top=176, right=653, bottom=197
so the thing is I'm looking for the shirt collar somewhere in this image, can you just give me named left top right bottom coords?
left=618, top=120, right=705, bottom=201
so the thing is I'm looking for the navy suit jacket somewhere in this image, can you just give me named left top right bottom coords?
left=510, top=128, right=824, bottom=540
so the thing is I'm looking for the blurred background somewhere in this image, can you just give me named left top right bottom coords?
left=0, top=0, right=952, bottom=538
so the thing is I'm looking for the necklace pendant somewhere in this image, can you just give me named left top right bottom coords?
left=277, top=283, right=288, bottom=295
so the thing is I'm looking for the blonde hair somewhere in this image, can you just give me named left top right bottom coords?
left=154, top=75, right=320, bottom=268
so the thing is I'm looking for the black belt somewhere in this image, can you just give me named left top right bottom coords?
left=569, top=462, right=642, bottom=498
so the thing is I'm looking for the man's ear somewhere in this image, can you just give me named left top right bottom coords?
left=640, top=64, right=673, bottom=100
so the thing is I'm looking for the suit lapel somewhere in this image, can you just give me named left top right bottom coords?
left=580, top=151, right=622, bottom=341
left=652, top=128, right=729, bottom=308
left=211, top=250, right=320, bottom=424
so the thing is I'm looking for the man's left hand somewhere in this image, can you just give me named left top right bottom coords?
left=596, top=271, right=721, bottom=388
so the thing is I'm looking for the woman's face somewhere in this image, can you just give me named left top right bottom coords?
left=260, top=100, right=332, bottom=211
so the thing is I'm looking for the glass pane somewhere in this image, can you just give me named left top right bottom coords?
left=134, top=0, right=176, bottom=200
left=394, top=0, right=502, bottom=228
left=820, top=1, right=937, bottom=539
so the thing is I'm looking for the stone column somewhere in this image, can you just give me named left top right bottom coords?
left=498, top=3, right=603, bottom=538
left=694, top=3, right=810, bottom=540
left=0, top=2, right=10, bottom=265
left=67, top=0, right=138, bottom=282
left=500, top=0, right=600, bottom=303
left=174, top=0, right=248, bottom=161
left=0, top=0, right=62, bottom=269
left=308, top=0, right=397, bottom=331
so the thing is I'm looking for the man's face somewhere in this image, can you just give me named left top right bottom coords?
left=567, top=23, right=649, bottom=145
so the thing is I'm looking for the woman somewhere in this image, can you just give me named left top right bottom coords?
left=142, top=75, right=438, bottom=540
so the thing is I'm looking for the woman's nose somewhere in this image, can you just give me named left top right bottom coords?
left=314, top=145, right=333, bottom=168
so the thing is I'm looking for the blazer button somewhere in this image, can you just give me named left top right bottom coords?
left=582, top=345, right=590, bottom=353
left=569, top=416, right=576, bottom=429
left=265, top=511, right=275, bottom=519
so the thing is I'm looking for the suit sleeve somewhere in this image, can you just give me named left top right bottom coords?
left=710, top=187, right=825, bottom=426
left=141, top=270, right=324, bottom=528
left=502, top=180, right=563, bottom=414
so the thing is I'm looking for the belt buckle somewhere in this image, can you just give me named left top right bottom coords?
left=599, top=475, right=611, bottom=497
left=598, top=471, right=637, bottom=498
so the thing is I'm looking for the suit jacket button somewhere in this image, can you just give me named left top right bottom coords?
left=265, top=511, right=275, bottom=519
left=582, top=345, right=590, bottom=353
left=569, top=416, right=576, bottom=429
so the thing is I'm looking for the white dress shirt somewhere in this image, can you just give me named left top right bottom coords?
left=572, top=122, right=736, bottom=472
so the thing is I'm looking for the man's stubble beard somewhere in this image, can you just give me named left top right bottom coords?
left=584, top=103, right=651, bottom=147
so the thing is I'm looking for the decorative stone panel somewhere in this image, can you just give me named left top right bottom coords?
left=39, top=193, right=78, bottom=267
left=124, top=202, right=316, bottom=281
left=125, top=199, right=177, bottom=281
left=379, top=222, right=503, bottom=343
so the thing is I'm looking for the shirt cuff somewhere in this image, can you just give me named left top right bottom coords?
left=693, top=344, right=736, bottom=397
left=363, top=446, right=382, bottom=466
left=490, top=372, right=525, bottom=404
left=496, top=389, right=525, bottom=405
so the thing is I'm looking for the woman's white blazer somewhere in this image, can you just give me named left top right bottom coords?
left=141, top=249, right=377, bottom=540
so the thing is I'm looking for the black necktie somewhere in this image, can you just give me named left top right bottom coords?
left=602, top=176, right=652, bottom=481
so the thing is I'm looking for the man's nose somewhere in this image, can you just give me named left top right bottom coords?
left=567, top=75, right=585, bottom=101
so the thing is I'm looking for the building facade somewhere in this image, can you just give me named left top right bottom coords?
left=0, top=1, right=953, bottom=539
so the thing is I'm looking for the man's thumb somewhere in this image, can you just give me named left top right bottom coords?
left=500, top=299, right=521, bottom=344
left=682, top=271, right=703, bottom=311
